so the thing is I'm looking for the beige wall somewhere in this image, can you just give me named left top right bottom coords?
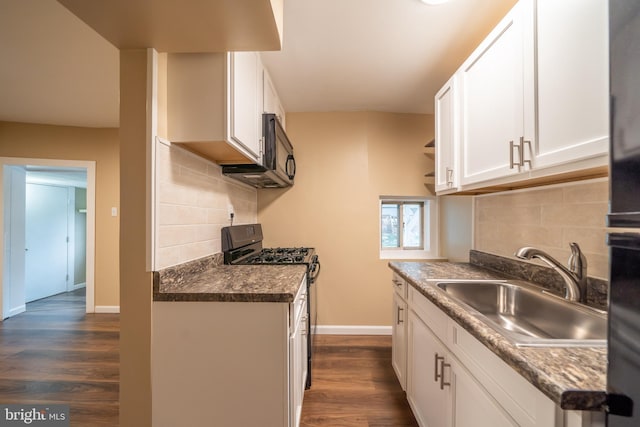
left=0, top=121, right=120, bottom=306
left=258, top=112, right=433, bottom=327
left=474, top=178, right=609, bottom=279
left=156, top=141, right=257, bottom=269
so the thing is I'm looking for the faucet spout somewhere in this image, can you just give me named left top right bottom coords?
left=514, top=243, right=588, bottom=303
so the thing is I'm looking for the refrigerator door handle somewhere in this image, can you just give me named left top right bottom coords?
left=607, top=232, right=640, bottom=250
left=607, top=393, right=634, bottom=417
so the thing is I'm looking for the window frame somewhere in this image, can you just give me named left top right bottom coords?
left=379, top=196, right=439, bottom=260
left=381, top=201, right=425, bottom=250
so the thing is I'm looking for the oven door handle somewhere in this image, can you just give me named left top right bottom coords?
left=286, top=154, right=296, bottom=180
left=309, top=257, right=321, bottom=283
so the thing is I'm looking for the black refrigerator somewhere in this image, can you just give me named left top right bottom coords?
left=607, top=1, right=640, bottom=425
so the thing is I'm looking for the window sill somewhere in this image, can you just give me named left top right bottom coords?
left=379, top=250, right=447, bottom=260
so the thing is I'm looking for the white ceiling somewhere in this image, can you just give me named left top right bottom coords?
left=0, top=0, right=515, bottom=128
left=0, top=0, right=120, bottom=128
left=262, top=0, right=516, bottom=114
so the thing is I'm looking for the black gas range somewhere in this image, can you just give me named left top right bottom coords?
left=221, top=224, right=320, bottom=389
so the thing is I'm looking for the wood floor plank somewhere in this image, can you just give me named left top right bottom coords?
left=301, top=335, right=418, bottom=427
left=0, top=289, right=119, bottom=426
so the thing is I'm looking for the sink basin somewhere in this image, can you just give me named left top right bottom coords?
left=436, top=280, right=607, bottom=347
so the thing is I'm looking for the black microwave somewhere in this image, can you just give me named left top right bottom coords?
left=222, top=114, right=296, bottom=188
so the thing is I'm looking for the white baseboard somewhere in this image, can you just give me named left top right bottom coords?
left=95, top=305, right=120, bottom=314
left=71, top=282, right=86, bottom=291
left=8, top=305, right=26, bottom=318
left=315, top=325, right=392, bottom=335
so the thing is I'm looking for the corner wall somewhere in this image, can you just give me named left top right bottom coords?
left=258, top=111, right=433, bottom=327
left=0, top=121, right=120, bottom=306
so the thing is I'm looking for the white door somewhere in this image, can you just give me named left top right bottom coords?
left=25, top=183, right=69, bottom=302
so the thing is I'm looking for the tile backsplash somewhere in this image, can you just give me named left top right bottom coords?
left=474, top=178, right=609, bottom=279
left=155, top=141, right=257, bottom=269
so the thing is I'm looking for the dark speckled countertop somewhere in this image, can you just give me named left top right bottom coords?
left=389, top=260, right=607, bottom=412
left=153, top=254, right=308, bottom=303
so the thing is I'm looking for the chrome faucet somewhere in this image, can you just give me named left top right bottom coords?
left=514, top=243, right=588, bottom=303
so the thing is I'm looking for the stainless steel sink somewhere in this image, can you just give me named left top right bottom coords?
left=435, top=280, right=607, bottom=347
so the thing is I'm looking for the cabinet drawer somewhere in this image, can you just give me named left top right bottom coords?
left=408, top=286, right=448, bottom=343
left=392, top=273, right=408, bottom=300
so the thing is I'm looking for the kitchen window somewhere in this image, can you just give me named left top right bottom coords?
left=380, top=197, right=438, bottom=259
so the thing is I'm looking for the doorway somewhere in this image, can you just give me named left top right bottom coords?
left=1, top=157, right=96, bottom=319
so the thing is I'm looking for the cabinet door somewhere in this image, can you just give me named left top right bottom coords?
left=392, top=292, right=407, bottom=390
left=228, top=52, right=261, bottom=161
left=263, top=67, right=286, bottom=129
left=289, top=299, right=307, bottom=427
left=534, top=0, right=609, bottom=169
left=450, top=358, right=517, bottom=427
left=435, top=75, right=458, bottom=193
left=407, top=311, right=451, bottom=427
left=459, top=0, right=534, bottom=186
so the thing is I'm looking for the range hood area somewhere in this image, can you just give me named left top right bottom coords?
left=221, top=164, right=293, bottom=189
left=222, top=113, right=296, bottom=189
left=165, top=53, right=295, bottom=189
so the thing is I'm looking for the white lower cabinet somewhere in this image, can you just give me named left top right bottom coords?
left=152, top=277, right=308, bottom=427
left=392, top=280, right=408, bottom=390
left=400, top=283, right=597, bottom=427
left=289, top=290, right=308, bottom=427
left=407, top=310, right=451, bottom=427
left=450, top=357, right=517, bottom=427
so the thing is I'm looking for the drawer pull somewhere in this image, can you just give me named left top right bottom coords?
left=434, top=353, right=445, bottom=382
left=396, top=307, right=404, bottom=325
left=439, top=359, right=451, bottom=390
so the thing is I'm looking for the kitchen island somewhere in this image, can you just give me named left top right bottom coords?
left=389, top=254, right=607, bottom=427
left=152, top=254, right=308, bottom=427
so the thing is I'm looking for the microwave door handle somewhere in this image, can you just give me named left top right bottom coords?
left=286, top=155, right=296, bottom=180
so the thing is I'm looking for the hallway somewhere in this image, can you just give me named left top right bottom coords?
left=0, top=289, right=119, bottom=426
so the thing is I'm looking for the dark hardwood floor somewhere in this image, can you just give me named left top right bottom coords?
left=1, top=293, right=414, bottom=427
left=301, top=335, right=418, bottom=427
left=0, top=289, right=119, bottom=426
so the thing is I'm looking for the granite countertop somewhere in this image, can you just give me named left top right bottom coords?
left=154, top=254, right=308, bottom=303
left=389, top=261, right=607, bottom=412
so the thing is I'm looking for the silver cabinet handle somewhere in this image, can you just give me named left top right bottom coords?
left=510, top=137, right=532, bottom=170
left=445, top=167, right=454, bottom=186
left=519, top=136, right=532, bottom=168
left=509, top=140, right=519, bottom=169
left=396, top=307, right=404, bottom=325
left=434, top=353, right=445, bottom=382
left=439, top=360, right=451, bottom=389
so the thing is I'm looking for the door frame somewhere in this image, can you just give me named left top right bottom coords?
left=0, top=157, right=96, bottom=316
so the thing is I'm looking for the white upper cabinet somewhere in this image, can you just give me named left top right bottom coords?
left=436, top=0, right=609, bottom=194
left=458, top=0, right=535, bottom=187
left=534, top=0, right=609, bottom=170
left=435, top=75, right=459, bottom=193
left=167, top=52, right=263, bottom=165
left=263, top=67, right=286, bottom=129
left=227, top=52, right=262, bottom=161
